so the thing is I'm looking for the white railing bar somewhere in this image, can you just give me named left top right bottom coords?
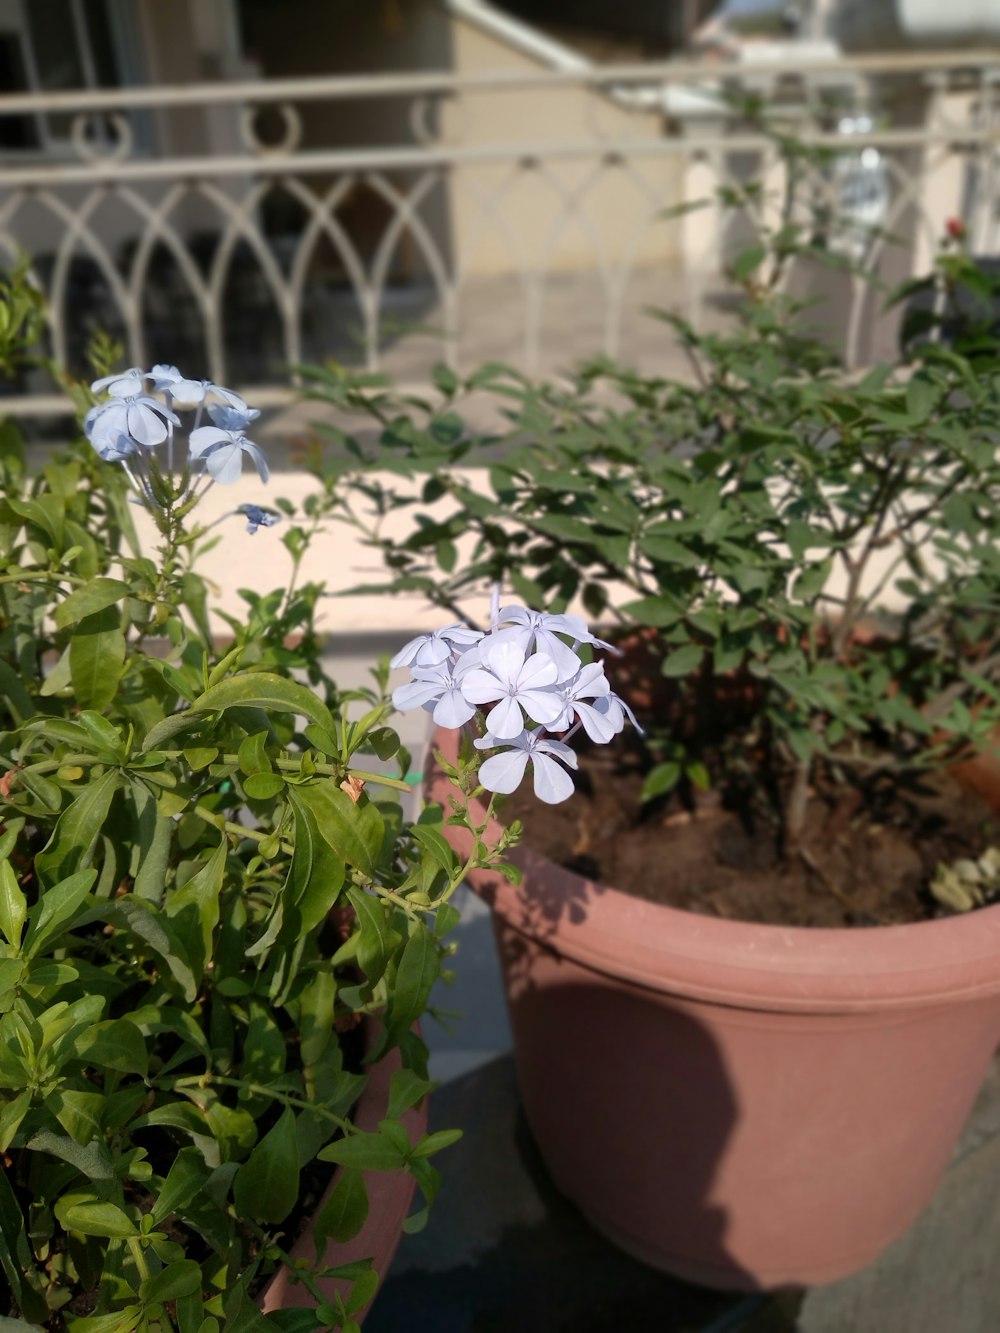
left=1, top=126, right=996, bottom=188
left=0, top=386, right=295, bottom=417
left=0, top=50, right=998, bottom=115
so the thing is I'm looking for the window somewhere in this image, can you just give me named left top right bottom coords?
left=0, top=0, right=142, bottom=151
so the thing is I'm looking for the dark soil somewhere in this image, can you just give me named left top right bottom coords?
left=502, top=741, right=1000, bottom=928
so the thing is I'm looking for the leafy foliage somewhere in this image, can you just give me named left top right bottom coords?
left=312, top=228, right=1000, bottom=852
left=0, top=278, right=503, bottom=1331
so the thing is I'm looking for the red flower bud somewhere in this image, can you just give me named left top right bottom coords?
left=946, top=217, right=968, bottom=241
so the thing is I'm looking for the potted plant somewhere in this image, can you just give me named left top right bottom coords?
left=305, top=227, right=1000, bottom=1289
left=0, top=286, right=544, bottom=1332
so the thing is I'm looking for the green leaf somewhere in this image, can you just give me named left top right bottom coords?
left=313, top=1165, right=369, bottom=1247
left=65, top=1310, right=141, bottom=1333
left=297, top=967, right=336, bottom=1068
left=189, top=671, right=335, bottom=735
left=386, top=1069, right=432, bottom=1122
left=24, top=1129, right=115, bottom=1182
left=243, top=771, right=285, bottom=801
left=641, top=762, right=682, bottom=801
left=0, top=1091, right=32, bottom=1152
left=345, top=887, right=390, bottom=987
left=75, top=1019, right=148, bottom=1076
left=164, top=838, right=226, bottom=982
left=53, top=578, right=130, bottom=630
left=54, top=1194, right=138, bottom=1239
left=0, top=660, right=33, bottom=726
left=382, top=922, right=437, bottom=1049
left=407, top=825, right=455, bottom=875
left=69, top=606, right=126, bottom=711
left=0, top=860, right=27, bottom=948
left=90, top=897, right=197, bottom=1002
left=905, top=374, right=937, bottom=423
left=45, top=1088, right=104, bottom=1146
left=23, top=868, right=97, bottom=957
left=231, top=1106, right=299, bottom=1224
left=792, top=557, right=833, bottom=602
left=318, top=1129, right=407, bottom=1172
left=409, top=1128, right=462, bottom=1159
left=183, top=746, right=219, bottom=771
left=731, top=244, right=766, bottom=281
left=151, top=1146, right=212, bottom=1224
left=619, top=596, right=681, bottom=628
left=661, top=645, right=704, bottom=677
left=132, top=807, right=173, bottom=904
left=296, top=784, right=384, bottom=880
left=0, top=1165, right=48, bottom=1323
left=34, top=769, right=119, bottom=889
left=139, top=1260, right=203, bottom=1306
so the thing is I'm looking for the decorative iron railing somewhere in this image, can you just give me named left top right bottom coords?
left=0, top=52, right=998, bottom=415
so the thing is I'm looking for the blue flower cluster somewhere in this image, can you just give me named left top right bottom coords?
left=84, top=364, right=278, bottom=535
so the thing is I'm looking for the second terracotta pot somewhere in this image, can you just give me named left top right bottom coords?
left=259, top=1034, right=427, bottom=1323
left=430, top=727, right=1000, bottom=1290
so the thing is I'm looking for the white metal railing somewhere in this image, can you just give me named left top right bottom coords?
left=1, top=51, right=998, bottom=415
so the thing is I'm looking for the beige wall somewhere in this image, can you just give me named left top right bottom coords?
left=446, top=19, right=684, bottom=278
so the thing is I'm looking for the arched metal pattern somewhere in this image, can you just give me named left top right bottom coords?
left=0, top=54, right=997, bottom=413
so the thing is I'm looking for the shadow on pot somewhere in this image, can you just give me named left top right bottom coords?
left=497, top=961, right=749, bottom=1290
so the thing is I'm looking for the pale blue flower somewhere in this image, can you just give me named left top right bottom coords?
left=149, top=364, right=247, bottom=410
left=474, top=728, right=579, bottom=804
left=461, top=636, right=563, bottom=739
left=237, top=504, right=281, bottom=535
left=594, top=690, right=644, bottom=736
left=548, top=661, right=616, bottom=741
left=209, top=405, right=260, bottom=433
left=495, top=605, right=614, bottom=676
left=85, top=394, right=179, bottom=449
left=392, top=657, right=478, bottom=728
left=390, top=624, right=484, bottom=670
left=90, top=366, right=147, bottom=397
left=90, top=430, right=140, bottom=464
left=189, top=407, right=268, bottom=485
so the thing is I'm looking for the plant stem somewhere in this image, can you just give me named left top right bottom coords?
left=168, top=1074, right=352, bottom=1131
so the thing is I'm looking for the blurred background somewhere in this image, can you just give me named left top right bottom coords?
left=0, top=0, right=997, bottom=423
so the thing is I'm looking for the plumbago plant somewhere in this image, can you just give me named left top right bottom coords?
left=303, top=229, right=1000, bottom=894
left=0, top=315, right=609, bottom=1331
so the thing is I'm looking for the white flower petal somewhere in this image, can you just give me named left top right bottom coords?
left=460, top=668, right=506, bottom=705
left=536, top=737, right=578, bottom=767
left=516, top=650, right=560, bottom=691
left=531, top=752, right=576, bottom=804
left=242, top=439, right=269, bottom=483
left=517, top=687, right=563, bottom=725
left=414, top=638, right=453, bottom=666
left=479, top=748, right=530, bottom=795
left=575, top=701, right=618, bottom=743
left=488, top=695, right=526, bottom=739
left=432, top=690, right=476, bottom=728
left=481, top=636, right=526, bottom=685
left=392, top=679, right=444, bottom=711
left=189, top=426, right=230, bottom=458
left=205, top=443, right=244, bottom=484
left=209, top=384, right=249, bottom=411
left=127, top=402, right=168, bottom=446
left=574, top=661, right=611, bottom=697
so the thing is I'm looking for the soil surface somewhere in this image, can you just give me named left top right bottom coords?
left=502, top=740, right=1000, bottom=928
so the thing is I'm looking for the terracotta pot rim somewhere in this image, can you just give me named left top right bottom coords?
left=430, top=727, right=1000, bottom=1014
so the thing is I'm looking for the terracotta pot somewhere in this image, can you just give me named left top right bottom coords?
left=259, top=1032, right=427, bottom=1323
left=429, top=727, right=1000, bottom=1291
